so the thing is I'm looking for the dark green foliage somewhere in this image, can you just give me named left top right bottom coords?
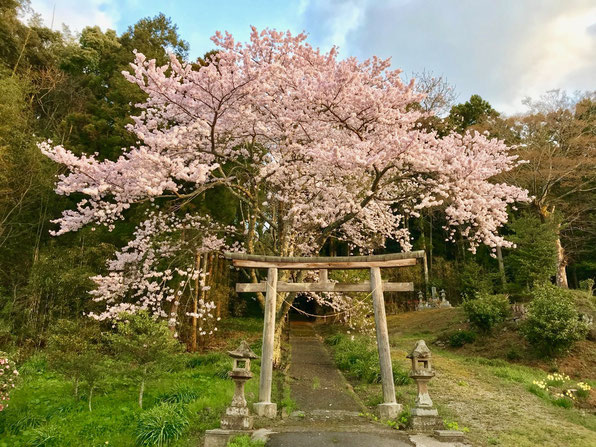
left=506, top=347, right=523, bottom=361
left=458, top=260, right=493, bottom=298
left=136, top=403, right=189, bottom=446
left=105, top=312, right=183, bottom=408
left=448, top=330, right=477, bottom=347
left=522, top=283, right=589, bottom=356
left=47, top=319, right=105, bottom=410
left=448, top=94, right=499, bottom=132
left=507, top=214, right=558, bottom=291
left=463, top=294, right=510, bottom=332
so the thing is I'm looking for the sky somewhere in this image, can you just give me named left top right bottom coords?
left=28, top=0, right=596, bottom=114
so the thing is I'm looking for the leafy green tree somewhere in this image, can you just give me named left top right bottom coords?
left=506, top=213, right=558, bottom=291
left=105, top=312, right=182, bottom=408
left=448, top=94, right=498, bottom=133
left=59, top=14, right=189, bottom=160
left=522, top=283, right=589, bottom=356
left=47, top=319, right=105, bottom=410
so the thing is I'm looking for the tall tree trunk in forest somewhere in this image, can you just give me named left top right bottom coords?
left=555, top=236, right=569, bottom=288
left=198, top=253, right=209, bottom=349
left=539, top=205, right=568, bottom=289
left=429, top=214, right=433, bottom=277
left=191, top=251, right=201, bottom=351
left=496, top=245, right=506, bottom=291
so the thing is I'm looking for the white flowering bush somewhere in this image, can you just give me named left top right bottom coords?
left=0, top=352, right=19, bottom=411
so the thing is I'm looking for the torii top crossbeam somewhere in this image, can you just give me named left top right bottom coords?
left=224, top=250, right=425, bottom=269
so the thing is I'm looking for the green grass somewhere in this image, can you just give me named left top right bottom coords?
left=325, top=333, right=411, bottom=386
left=0, top=318, right=264, bottom=447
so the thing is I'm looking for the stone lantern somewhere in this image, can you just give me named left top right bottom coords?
left=439, top=289, right=452, bottom=308
left=407, top=340, right=440, bottom=430
left=220, top=340, right=258, bottom=430
left=204, top=341, right=260, bottom=447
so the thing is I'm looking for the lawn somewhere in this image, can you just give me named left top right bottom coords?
left=0, top=318, right=264, bottom=447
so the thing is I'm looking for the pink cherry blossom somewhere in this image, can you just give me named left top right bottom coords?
left=40, top=28, right=529, bottom=322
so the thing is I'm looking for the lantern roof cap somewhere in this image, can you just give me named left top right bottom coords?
left=228, top=340, right=258, bottom=359
left=407, top=339, right=431, bottom=359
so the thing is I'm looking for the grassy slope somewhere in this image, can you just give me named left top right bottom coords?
left=0, top=318, right=265, bottom=447
left=386, top=309, right=596, bottom=446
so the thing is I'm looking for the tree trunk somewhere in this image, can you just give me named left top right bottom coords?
left=139, top=377, right=145, bottom=409
left=496, top=245, right=506, bottom=291
left=191, top=251, right=201, bottom=352
left=88, top=386, right=94, bottom=412
left=74, top=377, right=79, bottom=399
left=555, top=236, right=569, bottom=288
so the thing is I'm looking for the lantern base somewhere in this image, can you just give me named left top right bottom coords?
left=410, top=411, right=442, bottom=432
left=253, top=401, right=277, bottom=418
left=377, top=402, right=402, bottom=420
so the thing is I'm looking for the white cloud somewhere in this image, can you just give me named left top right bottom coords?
left=28, top=0, right=120, bottom=32
left=299, top=0, right=596, bottom=114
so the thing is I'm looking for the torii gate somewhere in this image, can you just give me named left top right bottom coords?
left=224, top=250, right=428, bottom=420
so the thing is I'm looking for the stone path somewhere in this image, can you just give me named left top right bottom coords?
left=264, top=321, right=471, bottom=447
left=287, top=321, right=362, bottom=414
left=267, top=321, right=412, bottom=446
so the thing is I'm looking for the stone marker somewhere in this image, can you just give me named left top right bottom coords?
left=204, top=341, right=258, bottom=447
left=407, top=340, right=441, bottom=431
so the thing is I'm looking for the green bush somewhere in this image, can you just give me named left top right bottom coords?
left=462, top=294, right=510, bottom=332
left=136, top=403, right=189, bottom=447
left=448, top=330, right=477, bottom=347
left=522, top=283, right=589, bottom=356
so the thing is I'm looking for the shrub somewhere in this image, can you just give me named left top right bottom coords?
left=522, top=283, right=589, bottom=356
left=136, top=403, right=189, bottom=447
left=462, top=294, right=510, bottom=332
left=105, top=312, right=183, bottom=408
left=448, top=330, right=477, bottom=347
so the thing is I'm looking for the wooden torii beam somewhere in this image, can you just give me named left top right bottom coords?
left=224, top=250, right=426, bottom=420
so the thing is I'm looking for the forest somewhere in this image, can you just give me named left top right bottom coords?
left=0, top=0, right=595, bottom=446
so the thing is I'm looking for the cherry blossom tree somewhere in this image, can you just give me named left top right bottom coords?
left=40, top=28, right=529, bottom=336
